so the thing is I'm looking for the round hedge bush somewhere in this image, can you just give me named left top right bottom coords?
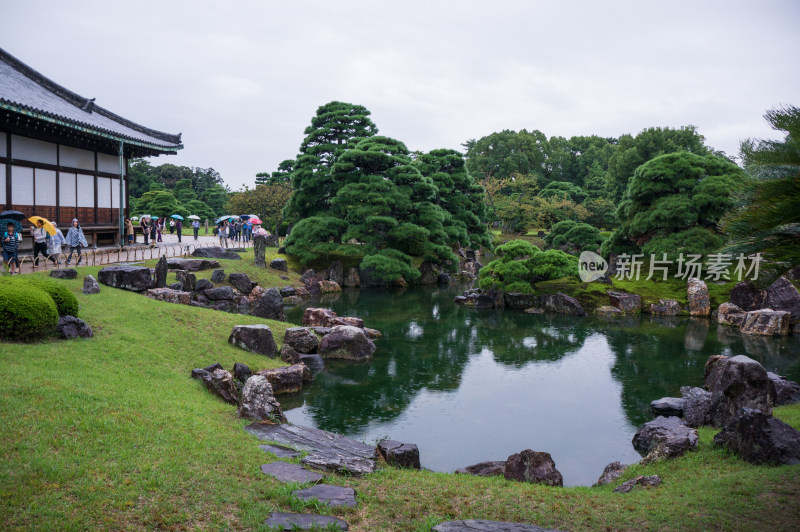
left=0, top=282, right=59, bottom=341
left=20, top=276, right=79, bottom=317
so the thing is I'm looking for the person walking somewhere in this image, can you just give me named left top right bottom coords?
left=217, top=221, right=228, bottom=248
left=192, top=219, right=200, bottom=240
left=140, top=216, right=149, bottom=245
left=3, top=222, right=21, bottom=275
left=48, top=221, right=65, bottom=264
left=169, top=218, right=175, bottom=234
left=156, top=218, right=163, bottom=243
left=124, top=217, right=134, bottom=245
left=65, top=218, right=88, bottom=266
left=31, top=219, right=49, bottom=266
left=149, top=217, right=157, bottom=245
left=176, top=219, right=182, bottom=243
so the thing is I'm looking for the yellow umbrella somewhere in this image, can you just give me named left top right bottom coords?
left=28, top=216, right=57, bottom=236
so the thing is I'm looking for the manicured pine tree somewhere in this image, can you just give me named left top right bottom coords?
left=283, top=101, right=378, bottom=224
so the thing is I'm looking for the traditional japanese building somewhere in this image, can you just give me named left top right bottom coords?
left=0, top=47, right=182, bottom=247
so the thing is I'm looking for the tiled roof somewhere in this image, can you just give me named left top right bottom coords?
left=0, top=47, right=183, bottom=152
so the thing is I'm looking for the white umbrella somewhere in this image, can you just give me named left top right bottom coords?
left=187, top=215, right=201, bottom=220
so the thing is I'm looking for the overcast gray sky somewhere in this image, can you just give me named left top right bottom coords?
left=2, top=0, right=798, bottom=190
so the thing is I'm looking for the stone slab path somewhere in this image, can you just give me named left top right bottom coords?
left=263, top=512, right=349, bottom=530
left=260, top=462, right=324, bottom=484
left=245, top=423, right=376, bottom=475
left=291, top=484, right=357, bottom=508
left=259, top=443, right=301, bottom=458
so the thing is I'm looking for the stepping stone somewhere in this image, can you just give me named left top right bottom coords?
left=263, top=512, right=349, bottom=530
left=432, top=520, right=564, bottom=531
left=292, top=484, right=357, bottom=508
left=260, top=462, right=324, bottom=484
left=245, top=423, right=376, bottom=475
left=259, top=443, right=301, bottom=458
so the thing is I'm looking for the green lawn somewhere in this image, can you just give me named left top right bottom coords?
left=1, top=261, right=799, bottom=530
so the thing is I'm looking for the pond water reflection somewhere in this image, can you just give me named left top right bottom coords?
left=283, top=286, right=800, bottom=486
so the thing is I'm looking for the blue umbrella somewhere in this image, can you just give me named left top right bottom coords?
left=170, top=214, right=184, bottom=220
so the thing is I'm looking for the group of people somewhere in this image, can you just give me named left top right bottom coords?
left=215, top=219, right=266, bottom=248
left=3, top=218, right=88, bottom=274
left=126, top=216, right=200, bottom=246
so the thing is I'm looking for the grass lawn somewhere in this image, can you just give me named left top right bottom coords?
left=1, top=259, right=799, bottom=530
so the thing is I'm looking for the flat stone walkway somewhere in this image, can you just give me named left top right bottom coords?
left=291, top=484, right=357, bottom=508
left=263, top=512, right=349, bottom=530
left=260, top=462, right=324, bottom=484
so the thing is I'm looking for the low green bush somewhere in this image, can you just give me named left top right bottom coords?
left=20, top=277, right=79, bottom=316
left=0, top=282, right=59, bottom=341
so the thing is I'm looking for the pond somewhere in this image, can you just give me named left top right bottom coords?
left=282, top=285, right=800, bottom=486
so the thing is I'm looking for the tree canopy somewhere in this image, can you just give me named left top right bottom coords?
left=478, top=239, right=578, bottom=293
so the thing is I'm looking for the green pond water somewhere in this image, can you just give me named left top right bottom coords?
left=282, top=285, right=800, bottom=486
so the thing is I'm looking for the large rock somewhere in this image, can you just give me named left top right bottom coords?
left=768, top=372, right=800, bottom=405
left=253, top=235, right=267, bottom=267
left=263, top=234, right=280, bottom=247
left=284, top=327, right=320, bottom=354
left=718, top=302, right=747, bottom=328
left=377, top=439, right=420, bottom=469
left=260, top=462, right=324, bottom=484
left=210, top=269, right=225, bottom=283
left=98, top=265, right=152, bottom=292
left=650, top=397, right=685, bottom=418
left=82, top=275, right=100, bottom=295
left=302, top=308, right=364, bottom=328
left=503, top=293, right=540, bottom=310
left=57, top=315, right=93, bottom=339
left=319, top=280, right=342, bottom=293
left=145, top=288, right=192, bottom=305
left=713, top=408, right=800, bottom=465
left=280, top=344, right=300, bottom=364
left=255, top=364, right=311, bottom=394
left=175, top=270, right=196, bottom=292
left=245, top=423, right=376, bottom=475
left=228, top=324, right=278, bottom=357
left=153, top=255, right=168, bottom=289
left=613, top=475, right=662, bottom=494
left=536, top=293, right=587, bottom=317
left=237, top=375, right=286, bottom=421
left=648, top=299, right=681, bottom=316
left=192, top=247, right=241, bottom=260
left=343, top=267, right=361, bottom=287
left=327, top=261, right=344, bottom=286
left=49, top=268, right=77, bottom=279
left=251, top=287, right=285, bottom=321
left=195, top=278, right=213, bottom=291
left=593, top=461, right=628, bottom=487
left=596, top=305, right=624, bottom=318
left=203, top=286, right=237, bottom=301
left=454, top=461, right=506, bottom=477
left=232, top=362, right=251, bottom=384
left=687, top=278, right=710, bottom=316
left=263, top=512, right=349, bottom=531
left=608, top=291, right=642, bottom=313
left=191, top=365, right=239, bottom=405
left=166, top=258, right=220, bottom=271
left=632, top=416, right=698, bottom=463
left=318, top=325, right=376, bottom=361
left=731, top=277, right=800, bottom=323
left=270, top=258, right=288, bottom=272
left=228, top=272, right=256, bottom=294
left=504, top=450, right=563, bottom=487
left=740, top=309, right=791, bottom=335
left=679, top=386, right=713, bottom=427
left=705, top=355, right=775, bottom=426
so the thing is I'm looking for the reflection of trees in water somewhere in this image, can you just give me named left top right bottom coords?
left=604, top=316, right=800, bottom=427
left=286, top=289, right=800, bottom=434
left=288, top=287, right=479, bottom=434
left=475, top=311, right=592, bottom=367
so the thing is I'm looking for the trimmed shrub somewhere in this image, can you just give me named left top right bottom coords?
left=20, top=276, right=79, bottom=317
left=0, top=282, right=59, bottom=341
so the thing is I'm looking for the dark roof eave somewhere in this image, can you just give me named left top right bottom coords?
left=0, top=101, right=183, bottom=154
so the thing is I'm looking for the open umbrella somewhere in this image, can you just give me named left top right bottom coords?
left=215, top=215, right=230, bottom=224
left=248, top=217, right=263, bottom=225
left=228, top=215, right=241, bottom=221
left=170, top=214, right=184, bottom=220
left=131, top=216, right=140, bottom=221
left=140, top=214, right=152, bottom=220
left=28, top=216, right=57, bottom=236
left=0, top=210, right=26, bottom=221
left=187, top=215, right=200, bottom=220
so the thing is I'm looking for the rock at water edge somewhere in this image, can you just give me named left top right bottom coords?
left=318, top=325, right=376, bottom=361
left=713, top=408, right=800, bottom=465
left=378, top=439, right=420, bottom=469
left=237, top=375, right=286, bottom=422
left=504, top=449, right=563, bottom=487
left=705, top=354, right=775, bottom=426
left=633, top=416, right=698, bottom=463
left=687, top=278, right=710, bottom=316
left=228, top=324, right=278, bottom=357
left=594, top=461, right=628, bottom=487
